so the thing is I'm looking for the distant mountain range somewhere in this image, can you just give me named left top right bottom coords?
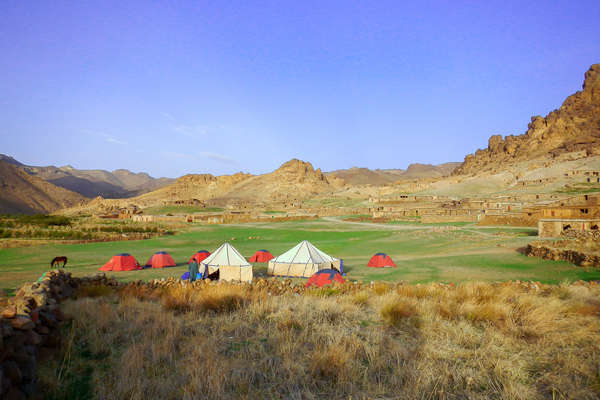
left=0, top=154, right=174, bottom=199
left=0, top=160, right=87, bottom=214
left=2, top=64, right=599, bottom=215
left=326, top=162, right=461, bottom=185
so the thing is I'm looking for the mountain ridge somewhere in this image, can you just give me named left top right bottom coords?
left=0, top=160, right=88, bottom=214
left=0, top=155, right=174, bottom=198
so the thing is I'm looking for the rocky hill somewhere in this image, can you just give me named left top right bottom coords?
left=0, top=155, right=174, bottom=198
left=328, top=162, right=460, bottom=185
left=0, top=160, right=88, bottom=214
left=454, top=64, right=600, bottom=175
left=326, top=167, right=403, bottom=185
left=229, top=159, right=343, bottom=202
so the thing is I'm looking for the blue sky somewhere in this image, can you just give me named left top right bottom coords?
left=1, top=1, right=599, bottom=178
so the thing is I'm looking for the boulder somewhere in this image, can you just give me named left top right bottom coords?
left=1, top=306, right=16, bottom=319
left=10, top=317, right=34, bottom=331
left=3, top=360, right=21, bottom=384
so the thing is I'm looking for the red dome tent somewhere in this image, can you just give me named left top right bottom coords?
left=367, top=253, right=396, bottom=268
left=188, top=250, right=211, bottom=264
left=305, top=269, right=345, bottom=288
left=100, top=253, right=141, bottom=271
left=145, top=251, right=176, bottom=269
left=249, top=249, right=274, bottom=263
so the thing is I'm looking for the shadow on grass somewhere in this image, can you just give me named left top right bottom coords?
left=515, top=246, right=529, bottom=255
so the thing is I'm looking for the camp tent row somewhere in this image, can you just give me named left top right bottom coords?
left=99, top=241, right=391, bottom=284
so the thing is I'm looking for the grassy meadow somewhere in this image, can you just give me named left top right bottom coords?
left=1, top=218, right=599, bottom=293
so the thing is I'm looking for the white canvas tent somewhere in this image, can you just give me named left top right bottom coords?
left=267, top=240, right=340, bottom=278
left=201, top=242, right=253, bottom=282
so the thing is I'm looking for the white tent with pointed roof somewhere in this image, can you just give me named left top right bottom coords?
left=201, top=242, right=253, bottom=282
left=267, top=240, right=340, bottom=277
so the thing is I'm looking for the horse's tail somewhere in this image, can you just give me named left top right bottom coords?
left=63, top=257, right=67, bottom=267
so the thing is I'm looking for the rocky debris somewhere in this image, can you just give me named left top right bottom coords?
left=561, top=229, right=600, bottom=241
left=455, top=64, right=600, bottom=175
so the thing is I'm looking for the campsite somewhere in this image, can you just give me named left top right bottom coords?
left=2, top=1, right=600, bottom=398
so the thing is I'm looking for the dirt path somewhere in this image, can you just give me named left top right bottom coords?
left=321, top=217, right=499, bottom=237
left=321, top=217, right=428, bottom=230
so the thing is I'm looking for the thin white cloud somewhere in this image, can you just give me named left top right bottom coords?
left=105, top=136, right=127, bottom=145
left=160, top=113, right=217, bottom=137
left=172, top=124, right=210, bottom=137
left=163, top=150, right=236, bottom=165
left=160, top=111, right=175, bottom=121
left=81, top=129, right=127, bottom=145
left=198, top=152, right=236, bottom=164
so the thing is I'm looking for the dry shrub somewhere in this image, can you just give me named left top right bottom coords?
left=372, top=282, right=392, bottom=295
left=118, top=284, right=165, bottom=302
left=462, top=302, right=508, bottom=327
left=163, top=285, right=253, bottom=313
left=396, top=283, right=436, bottom=299
left=435, top=299, right=460, bottom=320
left=310, top=344, right=351, bottom=380
left=380, top=296, right=418, bottom=327
left=569, top=301, right=600, bottom=316
left=305, top=287, right=341, bottom=297
left=76, top=284, right=114, bottom=298
left=276, top=315, right=303, bottom=332
left=351, top=290, right=370, bottom=306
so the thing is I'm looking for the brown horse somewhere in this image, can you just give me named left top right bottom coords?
left=50, top=256, right=68, bottom=268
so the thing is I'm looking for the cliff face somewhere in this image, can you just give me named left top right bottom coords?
left=454, top=64, right=600, bottom=175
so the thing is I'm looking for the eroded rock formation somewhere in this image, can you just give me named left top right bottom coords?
left=455, top=64, right=600, bottom=175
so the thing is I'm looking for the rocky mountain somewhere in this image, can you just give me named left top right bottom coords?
left=229, top=159, right=343, bottom=201
left=0, top=160, right=88, bottom=214
left=455, top=64, right=600, bottom=175
left=0, top=155, right=174, bottom=198
left=328, top=163, right=461, bottom=185
left=399, top=162, right=462, bottom=179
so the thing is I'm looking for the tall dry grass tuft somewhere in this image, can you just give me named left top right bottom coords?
left=76, top=284, right=114, bottom=298
left=162, top=285, right=255, bottom=313
left=380, top=295, right=419, bottom=327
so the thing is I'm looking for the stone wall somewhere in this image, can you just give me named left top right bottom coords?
left=525, top=242, right=600, bottom=267
left=477, top=215, right=539, bottom=227
left=0, top=270, right=119, bottom=399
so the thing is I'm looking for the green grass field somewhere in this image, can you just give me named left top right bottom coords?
left=1, top=218, right=599, bottom=293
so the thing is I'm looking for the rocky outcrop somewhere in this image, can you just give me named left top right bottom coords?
left=455, top=64, right=600, bottom=175
left=271, top=159, right=329, bottom=184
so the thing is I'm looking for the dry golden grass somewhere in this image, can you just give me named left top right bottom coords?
left=38, top=281, right=600, bottom=399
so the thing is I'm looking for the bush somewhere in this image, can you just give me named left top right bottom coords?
left=380, top=298, right=418, bottom=327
